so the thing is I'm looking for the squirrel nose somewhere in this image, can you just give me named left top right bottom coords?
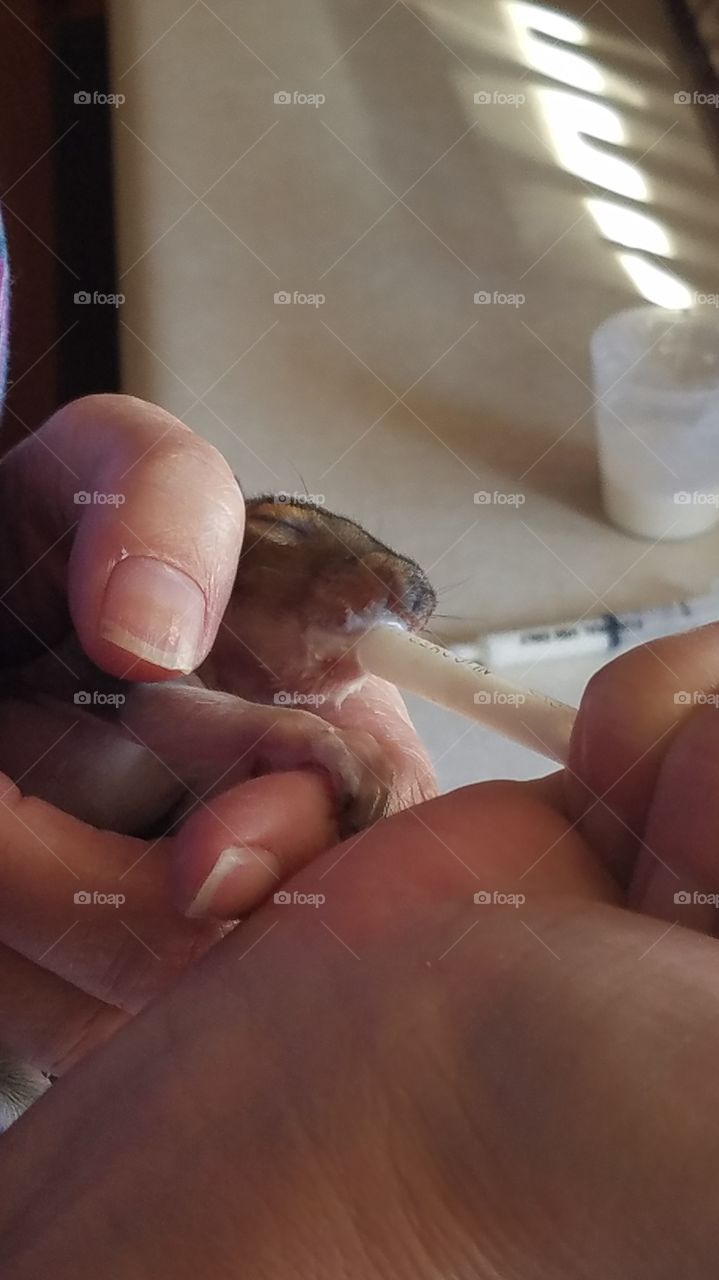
left=401, top=573, right=437, bottom=624
left=365, top=555, right=436, bottom=627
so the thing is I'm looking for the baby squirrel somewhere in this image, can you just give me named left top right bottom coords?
left=201, top=494, right=436, bottom=701
left=0, top=495, right=436, bottom=1128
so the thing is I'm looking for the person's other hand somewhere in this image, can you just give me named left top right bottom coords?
left=3, top=632, right=719, bottom=1277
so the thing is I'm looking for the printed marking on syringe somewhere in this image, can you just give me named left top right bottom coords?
left=520, top=628, right=581, bottom=648
left=606, top=614, right=624, bottom=649
left=520, top=614, right=639, bottom=650
left=519, top=618, right=615, bottom=648
left=421, top=637, right=572, bottom=712
left=420, top=637, right=491, bottom=677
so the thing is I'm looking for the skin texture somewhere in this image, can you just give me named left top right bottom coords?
left=567, top=625, right=719, bottom=909
left=3, top=399, right=719, bottom=1273
left=3, top=633, right=719, bottom=1275
left=0, top=395, right=434, bottom=1076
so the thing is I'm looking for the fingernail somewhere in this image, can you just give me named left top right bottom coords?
left=100, top=557, right=206, bottom=672
left=186, top=846, right=281, bottom=919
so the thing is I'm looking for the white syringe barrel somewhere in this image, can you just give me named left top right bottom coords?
left=454, top=592, right=719, bottom=669
left=357, top=627, right=576, bottom=765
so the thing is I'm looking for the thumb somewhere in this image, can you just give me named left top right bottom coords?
left=0, top=395, right=244, bottom=680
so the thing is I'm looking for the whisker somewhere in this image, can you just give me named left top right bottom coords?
left=430, top=612, right=475, bottom=622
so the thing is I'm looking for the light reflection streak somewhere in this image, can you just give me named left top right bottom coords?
left=505, top=1, right=693, bottom=308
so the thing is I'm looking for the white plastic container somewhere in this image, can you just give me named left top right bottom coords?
left=590, top=306, right=719, bottom=540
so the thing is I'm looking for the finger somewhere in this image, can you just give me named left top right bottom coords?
left=629, top=705, right=719, bottom=931
left=316, top=674, right=437, bottom=811
left=0, top=943, right=125, bottom=1074
left=173, top=770, right=339, bottom=918
left=120, top=677, right=435, bottom=918
left=565, top=624, right=719, bottom=885
left=173, top=742, right=603, bottom=925
left=181, top=773, right=614, bottom=936
left=0, top=395, right=244, bottom=679
left=0, top=696, right=183, bottom=833
left=0, top=772, right=223, bottom=1011
left=232, top=780, right=620, bottom=956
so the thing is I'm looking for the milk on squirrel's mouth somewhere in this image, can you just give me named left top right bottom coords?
left=602, top=475, right=719, bottom=540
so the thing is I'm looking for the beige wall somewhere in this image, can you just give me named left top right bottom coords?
left=109, top=0, right=719, bottom=786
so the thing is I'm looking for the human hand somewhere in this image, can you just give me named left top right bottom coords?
left=0, top=394, right=433, bottom=1078
left=3, top=631, right=719, bottom=1276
